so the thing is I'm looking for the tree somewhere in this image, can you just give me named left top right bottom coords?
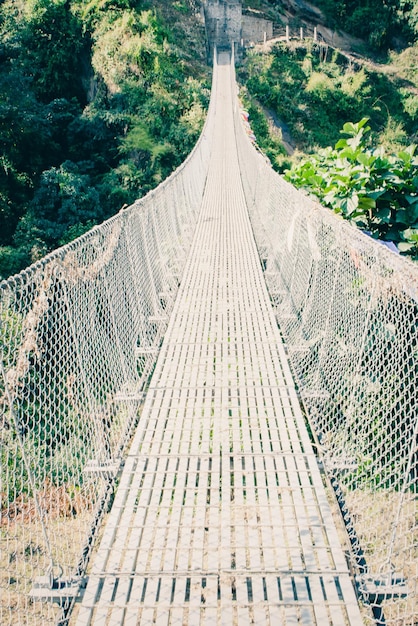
left=14, top=160, right=102, bottom=258
left=0, top=61, right=46, bottom=244
left=285, top=118, right=418, bottom=258
left=20, top=0, right=88, bottom=103
left=315, top=0, right=414, bottom=49
left=0, top=0, right=209, bottom=279
left=399, top=0, right=418, bottom=39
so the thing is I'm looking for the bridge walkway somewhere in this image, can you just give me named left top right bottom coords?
left=75, top=52, right=363, bottom=625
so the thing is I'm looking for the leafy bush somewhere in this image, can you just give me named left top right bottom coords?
left=315, top=0, right=412, bottom=49
left=0, top=0, right=209, bottom=279
left=18, top=0, right=88, bottom=104
left=284, top=118, right=418, bottom=259
left=13, top=161, right=102, bottom=259
left=239, top=90, right=287, bottom=167
left=241, top=42, right=416, bottom=153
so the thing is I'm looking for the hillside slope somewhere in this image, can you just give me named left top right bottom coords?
left=1, top=0, right=417, bottom=277
left=239, top=0, right=418, bottom=258
left=0, top=0, right=210, bottom=279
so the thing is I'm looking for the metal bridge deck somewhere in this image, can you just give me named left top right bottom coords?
left=75, top=53, right=363, bottom=625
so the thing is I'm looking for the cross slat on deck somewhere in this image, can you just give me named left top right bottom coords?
left=75, top=52, right=363, bottom=625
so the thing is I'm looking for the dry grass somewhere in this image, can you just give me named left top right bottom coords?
left=1, top=496, right=101, bottom=625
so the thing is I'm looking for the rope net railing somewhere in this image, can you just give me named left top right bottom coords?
left=1, top=44, right=417, bottom=625
left=0, top=87, right=216, bottom=625
left=234, top=80, right=418, bottom=623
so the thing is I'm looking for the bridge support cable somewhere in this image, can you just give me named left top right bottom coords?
left=2, top=38, right=416, bottom=626
left=74, top=50, right=363, bottom=625
left=234, top=53, right=417, bottom=626
left=0, top=58, right=214, bottom=626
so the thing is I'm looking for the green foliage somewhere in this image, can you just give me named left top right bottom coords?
left=0, top=246, right=31, bottom=279
left=0, top=302, right=93, bottom=497
left=315, top=0, right=413, bottom=49
left=13, top=160, right=102, bottom=259
left=0, top=0, right=209, bottom=280
left=15, top=0, right=87, bottom=103
left=284, top=118, right=418, bottom=259
left=389, top=46, right=418, bottom=98
left=172, top=1, right=190, bottom=14
left=399, top=0, right=418, bottom=39
left=239, top=90, right=286, bottom=167
left=241, top=42, right=417, bottom=155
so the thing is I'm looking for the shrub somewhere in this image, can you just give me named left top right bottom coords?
left=285, top=118, right=418, bottom=259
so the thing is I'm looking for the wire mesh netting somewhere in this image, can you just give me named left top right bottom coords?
left=72, top=50, right=365, bottom=626
left=0, top=98, right=215, bottom=624
left=1, top=45, right=417, bottom=626
left=234, top=92, right=418, bottom=624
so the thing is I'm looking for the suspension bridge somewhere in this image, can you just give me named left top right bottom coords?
left=1, top=49, right=417, bottom=626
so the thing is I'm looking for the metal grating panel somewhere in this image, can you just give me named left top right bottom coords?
left=75, top=51, right=363, bottom=626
